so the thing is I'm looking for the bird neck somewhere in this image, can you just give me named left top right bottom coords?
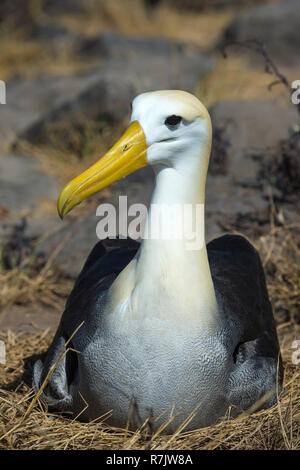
left=133, top=160, right=219, bottom=324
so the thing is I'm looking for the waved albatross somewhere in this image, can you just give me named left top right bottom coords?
left=33, top=90, right=283, bottom=432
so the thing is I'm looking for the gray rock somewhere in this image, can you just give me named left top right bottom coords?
left=0, top=214, right=62, bottom=249
left=30, top=23, right=83, bottom=50
left=24, top=214, right=63, bottom=240
left=43, top=0, right=88, bottom=14
left=205, top=173, right=270, bottom=241
left=207, top=99, right=300, bottom=240
left=223, top=0, right=300, bottom=65
left=0, top=33, right=214, bottom=151
left=209, top=100, right=299, bottom=182
left=0, top=154, right=60, bottom=213
left=30, top=23, right=76, bottom=40
left=158, top=0, right=266, bottom=10
left=80, top=31, right=206, bottom=64
left=0, top=71, right=110, bottom=150
left=37, top=212, right=103, bottom=279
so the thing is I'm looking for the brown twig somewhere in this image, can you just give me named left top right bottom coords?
left=221, top=39, right=300, bottom=119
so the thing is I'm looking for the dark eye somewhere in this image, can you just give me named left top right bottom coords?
left=165, top=115, right=182, bottom=127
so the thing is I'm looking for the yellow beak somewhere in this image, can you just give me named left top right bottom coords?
left=57, top=121, right=148, bottom=219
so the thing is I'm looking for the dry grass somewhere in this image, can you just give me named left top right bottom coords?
left=258, top=223, right=300, bottom=327
left=0, top=222, right=299, bottom=450
left=0, top=263, right=71, bottom=316
left=55, top=0, right=234, bottom=48
left=0, top=37, right=44, bottom=82
left=196, top=54, right=300, bottom=109
left=0, top=0, right=233, bottom=82
left=0, top=28, right=97, bottom=82
left=0, top=237, right=73, bottom=326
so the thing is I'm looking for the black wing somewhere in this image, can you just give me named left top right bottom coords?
left=208, top=234, right=282, bottom=367
left=61, top=238, right=140, bottom=334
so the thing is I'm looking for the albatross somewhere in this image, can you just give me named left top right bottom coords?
left=33, top=90, right=283, bottom=431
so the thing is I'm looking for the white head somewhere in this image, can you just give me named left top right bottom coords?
left=57, top=90, right=212, bottom=218
left=131, top=90, right=212, bottom=173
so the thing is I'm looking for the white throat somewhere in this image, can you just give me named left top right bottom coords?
left=136, top=163, right=218, bottom=323
left=110, top=148, right=219, bottom=329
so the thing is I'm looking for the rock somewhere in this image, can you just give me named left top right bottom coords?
left=209, top=100, right=299, bottom=183
left=164, top=0, right=265, bottom=10
left=0, top=154, right=60, bottom=213
left=28, top=23, right=85, bottom=60
left=0, top=154, right=62, bottom=262
left=0, top=214, right=62, bottom=250
left=30, top=23, right=83, bottom=47
left=154, top=0, right=264, bottom=12
left=80, top=31, right=205, bottom=65
left=0, top=1, right=34, bottom=33
left=207, top=99, right=300, bottom=240
left=43, top=0, right=88, bottom=14
left=24, top=214, right=63, bottom=240
left=37, top=212, right=103, bottom=279
left=205, top=173, right=271, bottom=240
left=0, top=33, right=214, bottom=151
left=223, top=0, right=300, bottom=65
left=0, top=71, right=109, bottom=151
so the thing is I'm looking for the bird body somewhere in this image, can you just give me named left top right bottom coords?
left=33, top=91, right=283, bottom=431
